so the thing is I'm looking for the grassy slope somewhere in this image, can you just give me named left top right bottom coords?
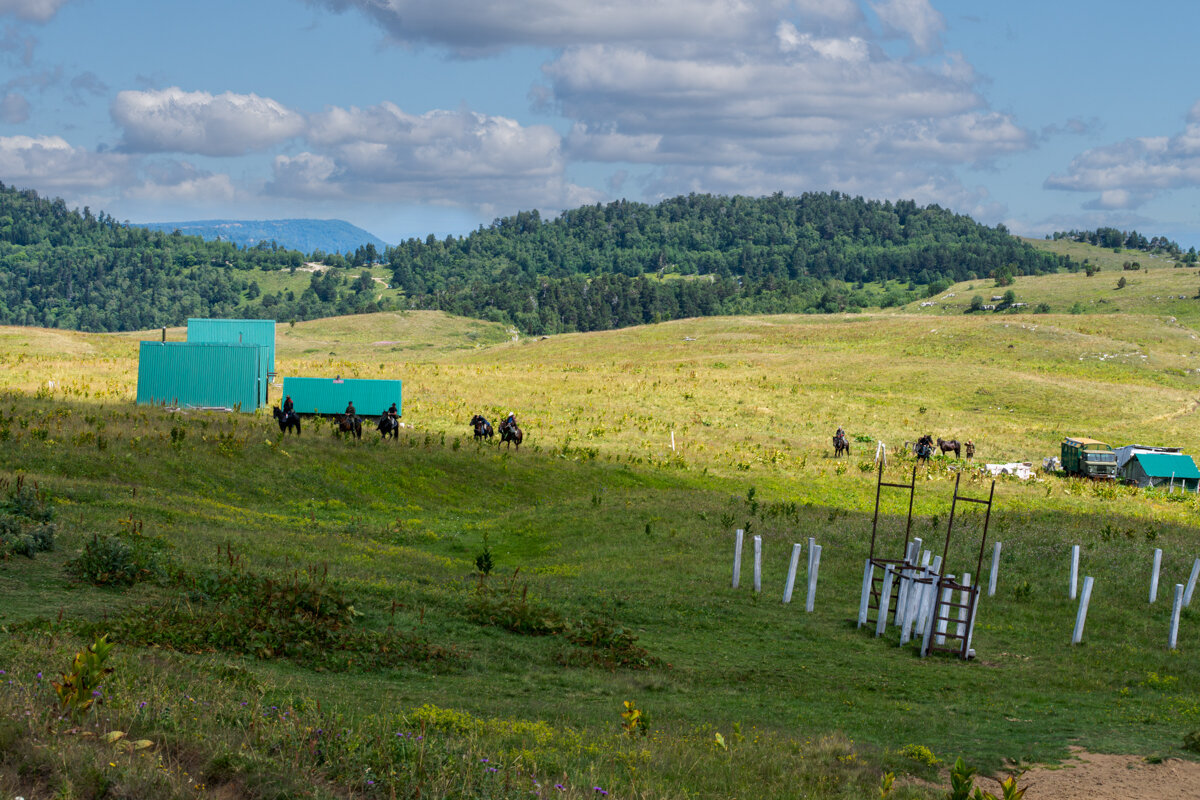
left=1, top=249, right=1199, bottom=798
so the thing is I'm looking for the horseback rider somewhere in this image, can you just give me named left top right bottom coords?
left=345, top=401, right=356, bottom=418
left=499, top=412, right=516, bottom=437
left=836, top=426, right=845, bottom=441
left=283, top=395, right=294, bottom=415
left=388, top=402, right=398, bottom=420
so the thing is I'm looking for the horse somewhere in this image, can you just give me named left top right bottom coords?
left=470, top=414, right=494, bottom=440
left=936, top=437, right=961, bottom=458
left=499, top=420, right=523, bottom=450
left=272, top=405, right=301, bottom=436
left=377, top=415, right=399, bottom=440
left=915, top=434, right=934, bottom=464
left=336, top=414, right=362, bottom=439
left=833, top=431, right=850, bottom=458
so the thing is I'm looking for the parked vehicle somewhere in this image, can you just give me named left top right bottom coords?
left=1060, top=437, right=1117, bottom=480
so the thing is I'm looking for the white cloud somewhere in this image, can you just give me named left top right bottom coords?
left=271, top=103, right=601, bottom=213
left=1045, top=106, right=1200, bottom=208
left=0, top=0, right=69, bottom=23
left=111, top=87, right=305, bottom=156
left=0, top=134, right=132, bottom=189
left=312, top=0, right=788, bottom=54
left=869, top=0, right=945, bottom=55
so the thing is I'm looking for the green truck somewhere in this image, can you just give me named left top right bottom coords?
left=1061, top=437, right=1117, bottom=480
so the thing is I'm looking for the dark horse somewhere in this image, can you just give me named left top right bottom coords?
left=498, top=419, right=523, bottom=450
left=470, top=414, right=494, bottom=440
left=377, top=415, right=399, bottom=440
left=936, top=437, right=961, bottom=458
left=915, top=434, right=934, bottom=464
left=272, top=406, right=301, bottom=436
left=336, top=414, right=362, bottom=439
left=833, top=431, right=850, bottom=458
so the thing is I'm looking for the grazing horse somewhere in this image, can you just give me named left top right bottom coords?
left=915, top=434, right=934, bottom=464
left=272, top=406, right=301, bottom=436
left=470, top=414, right=494, bottom=440
left=498, top=419, right=523, bottom=450
left=336, top=414, right=362, bottom=440
left=936, top=437, right=961, bottom=458
left=833, top=431, right=850, bottom=458
left=377, top=415, right=399, bottom=440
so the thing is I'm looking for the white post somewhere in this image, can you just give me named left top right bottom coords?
left=807, top=536, right=816, bottom=576
left=783, top=543, right=802, bottom=604
left=875, top=565, right=894, bottom=637
left=1170, top=584, right=1184, bottom=650
left=732, top=529, right=743, bottom=588
left=1072, top=576, right=1095, bottom=645
left=956, top=574, right=972, bottom=640
left=965, top=588, right=980, bottom=656
left=920, top=582, right=942, bottom=656
left=897, top=539, right=921, bottom=626
left=1185, top=558, right=1200, bottom=607
left=1150, top=548, right=1163, bottom=603
left=1069, top=545, right=1080, bottom=600
left=900, top=569, right=926, bottom=645
left=753, top=536, right=762, bottom=594
left=858, top=559, right=874, bottom=627
left=805, top=544, right=822, bottom=613
left=988, top=542, right=1002, bottom=597
left=670, top=430, right=675, bottom=452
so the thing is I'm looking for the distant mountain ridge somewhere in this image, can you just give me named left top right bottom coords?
left=135, top=218, right=388, bottom=255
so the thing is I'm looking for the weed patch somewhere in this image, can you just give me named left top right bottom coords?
left=0, top=474, right=56, bottom=559
left=88, top=562, right=461, bottom=672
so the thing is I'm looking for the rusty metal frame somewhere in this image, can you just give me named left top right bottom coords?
left=863, top=460, right=920, bottom=628
left=922, top=472, right=996, bottom=659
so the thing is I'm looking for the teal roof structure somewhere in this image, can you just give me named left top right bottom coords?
left=1131, top=453, right=1200, bottom=479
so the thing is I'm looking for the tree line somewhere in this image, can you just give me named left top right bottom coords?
left=0, top=183, right=1080, bottom=333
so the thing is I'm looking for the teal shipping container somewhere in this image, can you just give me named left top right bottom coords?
left=137, top=341, right=268, bottom=411
left=281, top=377, right=402, bottom=417
left=187, top=318, right=277, bottom=375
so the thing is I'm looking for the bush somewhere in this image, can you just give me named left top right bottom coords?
left=65, top=518, right=167, bottom=586
left=0, top=476, right=55, bottom=559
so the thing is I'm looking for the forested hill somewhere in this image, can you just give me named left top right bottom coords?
left=0, top=184, right=384, bottom=331
left=383, top=193, right=1072, bottom=333
left=0, top=182, right=1074, bottom=333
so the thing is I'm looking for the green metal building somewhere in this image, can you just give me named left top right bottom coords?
left=1119, top=452, right=1200, bottom=492
left=136, top=341, right=268, bottom=411
left=187, top=318, right=277, bottom=375
left=281, top=377, right=402, bottom=416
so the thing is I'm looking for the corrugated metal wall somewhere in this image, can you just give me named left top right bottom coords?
left=187, top=318, right=277, bottom=374
left=281, top=377, right=402, bottom=416
left=137, top=342, right=266, bottom=410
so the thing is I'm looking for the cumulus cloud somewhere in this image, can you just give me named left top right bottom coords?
left=0, top=91, right=29, bottom=122
left=270, top=102, right=600, bottom=212
left=0, top=0, right=69, bottom=23
left=869, top=0, right=944, bottom=55
left=0, top=134, right=132, bottom=189
left=1045, top=105, right=1200, bottom=209
left=311, top=0, right=788, bottom=55
left=111, top=87, right=305, bottom=156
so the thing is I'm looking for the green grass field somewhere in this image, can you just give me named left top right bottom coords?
left=1, top=242, right=1199, bottom=799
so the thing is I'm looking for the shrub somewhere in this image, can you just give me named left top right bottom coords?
left=0, top=475, right=56, bottom=559
left=66, top=519, right=167, bottom=586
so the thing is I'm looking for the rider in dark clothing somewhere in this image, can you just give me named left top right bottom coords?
left=388, top=402, right=398, bottom=419
left=283, top=395, right=294, bottom=415
left=345, top=401, right=356, bottom=417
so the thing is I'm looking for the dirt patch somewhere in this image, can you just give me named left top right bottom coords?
left=1007, top=750, right=1200, bottom=799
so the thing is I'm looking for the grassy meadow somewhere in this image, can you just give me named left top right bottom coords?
left=2, top=247, right=1200, bottom=799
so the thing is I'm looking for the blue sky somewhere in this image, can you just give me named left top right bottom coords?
left=1, top=0, right=1198, bottom=248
